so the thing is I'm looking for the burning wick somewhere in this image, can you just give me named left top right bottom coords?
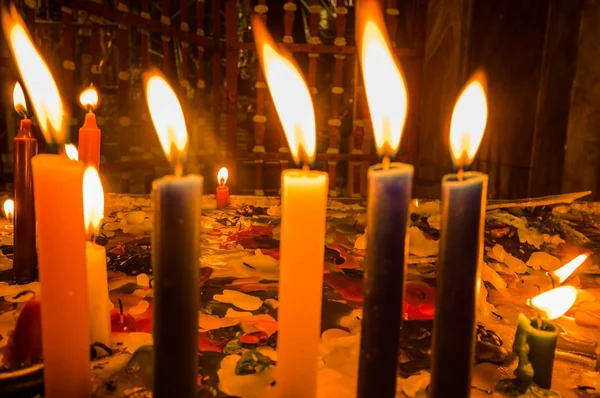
left=220, top=177, right=225, bottom=187
left=382, top=155, right=391, bottom=171
left=13, top=82, right=27, bottom=118
left=3, top=199, right=14, bottom=226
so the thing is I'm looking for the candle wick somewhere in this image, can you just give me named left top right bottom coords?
left=536, top=313, right=542, bottom=330
left=302, top=163, right=310, bottom=172
left=457, top=168, right=464, bottom=182
left=382, top=156, right=391, bottom=170
left=220, top=178, right=225, bottom=187
left=174, top=163, right=183, bottom=177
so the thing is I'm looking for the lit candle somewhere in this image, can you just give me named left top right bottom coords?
left=216, top=167, right=230, bottom=209
left=513, top=286, right=578, bottom=390
left=355, top=3, right=412, bottom=396
left=12, top=82, right=37, bottom=282
left=3, top=199, right=14, bottom=225
left=78, top=86, right=101, bottom=170
left=429, top=73, right=488, bottom=397
left=3, top=7, right=91, bottom=396
left=83, top=166, right=111, bottom=349
left=144, top=71, right=202, bottom=397
left=253, top=18, right=328, bottom=398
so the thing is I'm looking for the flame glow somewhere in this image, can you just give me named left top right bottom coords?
left=79, top=86, right=99, bottom=111
left=218, top=167, right=229, bottom=186
left=253, top=18, right=315, bottom=165
left=13, top=82, right=26, bottom=116
left=83, top=166, right=104, bottom=237
left=529, top=285, right=578, bottom=320
left=551, top=254, right=588, bottom=284
left=3, top=6, right=64, bottom=143
left=359, top=18, right=408, bottom=157
left=144, top=74, right=188, bottom=164
left=3, top=200, right=14, bottom=223
left=449, top=76, right=488, bottom=169
left=65, top=144, right=79, bottom=161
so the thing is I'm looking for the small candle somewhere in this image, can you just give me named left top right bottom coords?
left=4, top=7, right=92, bottom=396
left=78, top=86, right=101, bottom=170
left=83, top=167, right=111, bottom=348
left=253, top=18, right=328, bottom=398
left=216, top=167, right=230, bottom=209
left=430, top=74, right=489, bottom=397
left=355, top=3, right=412, bottom=396
left=145, top=71, right=201, bottom=397
left=12, top=82, right=37, bottom=283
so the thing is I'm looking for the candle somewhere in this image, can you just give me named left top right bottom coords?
left=83, top=166, right=111, bottom=348
left=253, top=18, right=328, bottom=398
left=4, top=7, right=92, bottom=396
left=12, top=82, right=37, bottom=283
left=355, top=2, right=412, bottom=396
left=144, top=71, right=202, bottom=397
left=78, top=86, right=101, bottom=170
left=430, top=73, right=489, bottom=397
left=513, top=286, right=578, bottom=389
left=216, top=167, right=230, bottom=209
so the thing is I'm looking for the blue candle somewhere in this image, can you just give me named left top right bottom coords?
left=355, top=2, right=412, bottom=396
left=144, top=72, right=201, bottom=397
left=429, top=74, right=489, bottom=397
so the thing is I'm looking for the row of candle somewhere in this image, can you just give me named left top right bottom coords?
left=2, top=2, right=577, bottom=397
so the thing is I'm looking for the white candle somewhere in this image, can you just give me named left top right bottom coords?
left=252, top=17, right=329, bottom=398
left=83, top=167, right=111, bottom=349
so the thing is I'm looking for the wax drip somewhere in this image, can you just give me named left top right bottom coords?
left=12, top=290, right=36, bottom=300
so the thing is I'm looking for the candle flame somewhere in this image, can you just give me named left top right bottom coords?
left=252, top=17, right=315, bottom=166
left=3, top=5, right=65, bottom=144
left=357, top=1, right=408, bottom=158
left=449, top=73, right=488, bottom=169
left=551, top=254, right=588, bottom=284
left=65, top=144, right=79, bottom=161
left=218, top=167, right=229, bottom=186
left=79, top=86, right=99, bottom=111
left=144, top=72, right=188, bottom=166
left=13, top=82, right=26, bottom=116
left=83, top=166, right=104, bottom=237
left=529, top=285, right=578, bottom=320
left=3, top=199, right=14, bottom=223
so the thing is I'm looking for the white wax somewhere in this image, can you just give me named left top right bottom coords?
left=86, top=242, right=111, bottom=348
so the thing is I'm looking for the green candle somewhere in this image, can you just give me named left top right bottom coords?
left=514, top=313, right=558, bottom=389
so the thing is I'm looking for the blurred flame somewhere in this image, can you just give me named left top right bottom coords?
left=3, top=199, right=14, bottom=223
left=144, top=73, right=188, bottom=164
left=529, top=285, right=578, bottom=320
left=449, top=75, right=488, bottom=169
left=358, top=9, right=407, bottom=157
left=218, top=167, right=229, bottom=186
left=65, top=144, right=78, bottom=161
left=3, top=6, right=64, bottom=143
left=83, top=166, right=104, bottom=237
left=551, top=254, right=588, bottom=284
left=252, top=17, right=315, bottom=165
left=79, top=86, right=99, bottom=111
left=13, top=82, right=26, bottom=116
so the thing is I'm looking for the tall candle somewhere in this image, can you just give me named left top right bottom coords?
left=145, top=72, right=201, bottom=397
left=355, top=3, right=412, bottom=396
left=253, top=17, right=328, bottom=398
left=4, top=8, right=91, bottom=396
left=78, top=86, right=101, bottom=170
left=12, top=82, right=37, bottom=283
left=216, top=167, right=230, bottom=209
left=83, top=167, right=111, bottom=348
left=430, top=75, right=489, bottom=397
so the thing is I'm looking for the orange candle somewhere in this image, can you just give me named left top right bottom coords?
left=78, top=86, right=101, bottom=170
left=216, top=167, right=230, bottom=209
left=3, top=7, right=91, bottom=396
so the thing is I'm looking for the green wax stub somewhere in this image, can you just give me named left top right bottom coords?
left=528, top=317, right=558, bottom=389
left=512, top=314, right=558, bottom=390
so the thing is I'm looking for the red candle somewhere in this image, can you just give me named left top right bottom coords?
left=216, top=167, right=230, bottom=209
left=12, top=82, right=37, bottom=283
left=78, top=86, right=101, bottom=170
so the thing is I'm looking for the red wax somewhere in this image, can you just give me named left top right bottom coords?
left=216, top=186, right=230, bottom=209
left=14, top=118, right=37, bottom=283
left=5, top=294, right=42, bottom=367
left=78, top=112, right=101, bottom=170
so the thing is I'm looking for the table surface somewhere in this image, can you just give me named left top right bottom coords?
left=1, top=193, right=600, bottom=397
